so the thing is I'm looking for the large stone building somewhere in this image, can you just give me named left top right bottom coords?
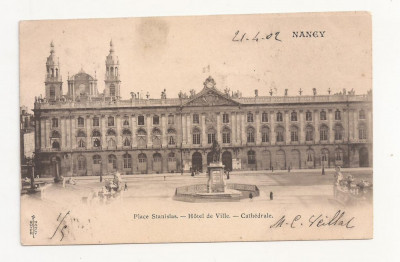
left=33, top=41, right=372, bottom=177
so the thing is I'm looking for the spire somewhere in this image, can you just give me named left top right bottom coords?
left=50, top=41, right=55, bottom=54
left=109, top=39, right=114, bottom=53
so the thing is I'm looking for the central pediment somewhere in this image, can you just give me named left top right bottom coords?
left=183, top=88, right=240, bottom=107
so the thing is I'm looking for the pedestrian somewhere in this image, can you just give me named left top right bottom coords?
left=288, top=165, right=291, bottom=173
left=227, top=170, right=230, bottom=180
left=164, top=176, right=166, bottom=181
left=249, top=193, right=253, bottom=200
left=100, top=174, right=103, bottom=182
left=124, top=183, right=128, bottom=191
left=271, top=166, right=274, bottom=173
left=322, top=165, right=325, bottom=175
left=270, top=191, right=273, bottom=200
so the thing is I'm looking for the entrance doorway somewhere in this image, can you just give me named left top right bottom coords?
left=290, top=150, right=301, bottom=169
left=192, top=152, right=203, bottom=172
left=222, top=151, right=232, bottom=171
left=51, top=156, right=61, bottom=178
left=359, top=147, right=369, bottom=167
left=276, top=150, right=286, bottom=170
left=153, top=153, right=162, bottom=173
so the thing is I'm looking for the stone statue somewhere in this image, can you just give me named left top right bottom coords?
left=211, top=140, right=221, bottom=163
left=284, top=89, right=288, bottom=96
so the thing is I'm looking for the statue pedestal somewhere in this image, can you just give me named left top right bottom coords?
left=207, top=162, right=225, bottom=193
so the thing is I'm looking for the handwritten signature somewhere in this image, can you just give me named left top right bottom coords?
left=270, top=210, right=355, bottom=229
left=232, top=30, right=282, bottom=42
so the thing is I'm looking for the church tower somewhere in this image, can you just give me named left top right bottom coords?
left=104, top=40, right=121, bottom=100
left=45, top=41, right=63, bottom=101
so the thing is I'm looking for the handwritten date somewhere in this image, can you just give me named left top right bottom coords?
left=232, top=30, right=282, bottom=42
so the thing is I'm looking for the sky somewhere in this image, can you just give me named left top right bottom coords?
left=19, top=12, right=371, bottom=109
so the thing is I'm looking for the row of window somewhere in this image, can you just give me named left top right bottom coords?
left=245, top=149, right=344, bottom=165
left=50, top=109, right=367, bottom=129
left=50, top=123, right=367, bottom=150
left=51, top=115, right=176, bottom=128
left=76, top=152, right=177, bottom=170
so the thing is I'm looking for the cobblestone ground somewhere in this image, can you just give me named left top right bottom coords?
left=31, top=168, right=373, bottom=208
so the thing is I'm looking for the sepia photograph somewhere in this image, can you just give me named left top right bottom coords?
left=19, top=12, right=373, bottom=245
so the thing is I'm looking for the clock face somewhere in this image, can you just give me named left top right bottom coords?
left=206, top=81, right=214, bottom=88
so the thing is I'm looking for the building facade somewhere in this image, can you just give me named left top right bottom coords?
left=33, top=42, right=373, bottom=177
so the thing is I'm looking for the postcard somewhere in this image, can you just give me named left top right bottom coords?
left=20, top=12, right=372, bottom=245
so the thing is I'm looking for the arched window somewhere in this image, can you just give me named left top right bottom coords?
left=107, top=129, right=116, bottom=136
left=167, top=128, right=176, bottom=145
left=152, top=128, right=162, bottom=147
left=193, top=114, right=200, bottom=124
left=77, top=117, right=85, bottom=127
left=335, top=149, right=343, bottom=161
left=192, top=128, right=201, bottom=144
left=92, top=130, right=100, bottom=137
left=52, top=118, right=58, bottom=128
left=110, top=84, right=116, bottom=97
left=247, top=112, right=254, bottom=122
left=306, top=126, right=314, bottom=141
left=108, top=116, right=115, bottom=127
left=52, top=141, right=60, bottom=149
left=276, top=112, right=283, bottom=122
left=291, top=111, right=297, bottom=121
left=115, top=67, right=118, bottom=76
left=107, top=138, right=116, bottom=148
left=261, top=126, right=269, bottom=143
left=248, top=150, right=256, bottom=164
left=359, top=124, right=367, bottom=139
left=51, top=130, right=61, bottom=138
left=290, top=126, right=299, bottom=142
left=78, top=139, right=85, bottom=148
left=137, top=129, right=147, bottom=147
left=153, top=153, right=162, bottom=163
left=123, top=118, right=129, bottom=126
left=77, top=156, right=86, bottom=170
left=262, top=112, right=268, bottom=122
left=168, top=152, right=176, bottom=162
left=222, top=127, right=231, bottom=144
left=321, top=149, right=329, bottom=163
left=207, top=128, right=216, bottom=144
left=138, top=153, right=147, bottom=163
left=93, top=155, right=101, bottom=164
left=93, top=138, right=101, bottom=148
left=51, top=68, right=54, bottom=77
left=123, top=153, right=132, bottom=168
left=55, top=68, right=59, bottom=77
left=306, top=150, right=314, bottom=163
left=122, top=129, right=132, bottom=136
left=123, top=137, right=131, bottom=147
left=306, top=111, right=312, bottom=121
left=92, top=117, right=100, bottom=127
left=359, top=110, right=366, bottom=120
left=276, top=126, right=284, bottom=142
left=108, top=154, right=117, bottom=169
left=77, top=130, right=86, bottom=137
left=153, top=115, right=160, bottom=125
left=320, top=110, right=327, bottom=121
left=334, top=124, right=343, bottom=140
left=247, top=127, right=255, bottom=143
left=320, top=125, right=328, bottom=141
left=335, top=110, right=341, bottom=120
